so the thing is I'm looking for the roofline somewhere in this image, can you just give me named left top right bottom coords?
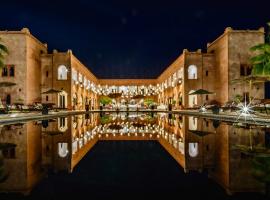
left=0, top=28, right=47, bottom=48
left=70, top=52, right=99, bottom=83
left=1, top=27, right=265, bottom=84
left=207, top=27, right=265, bottom=48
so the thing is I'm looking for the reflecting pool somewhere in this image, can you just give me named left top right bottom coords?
left=0, top=112, right=269, bottom=199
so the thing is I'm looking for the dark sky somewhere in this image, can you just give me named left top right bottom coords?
left=0, top=0, right=269, bottom=78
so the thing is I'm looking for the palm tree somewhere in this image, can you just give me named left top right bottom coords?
left=250, top=44, right=270, bottom=76
left=250, top=22, right=270, bottom=76
left=0, top=38, right=8, bottom=68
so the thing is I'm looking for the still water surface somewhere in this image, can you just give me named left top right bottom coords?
left=0, top=112, right=269, bottom=199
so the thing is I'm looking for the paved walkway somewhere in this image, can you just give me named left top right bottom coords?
left=171, top=110, right=270, bottom=125
left=0, top=109, right=269, bottom=125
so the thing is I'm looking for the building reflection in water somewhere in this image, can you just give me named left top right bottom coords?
left=0, top=112, right=269, bottom=195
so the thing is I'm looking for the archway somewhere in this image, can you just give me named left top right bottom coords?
left=58, top=91, right=67, bottom=108
left=58, top=117, right=68, bottom=132
left=188, top=65, right=197, bottom=79
left=188, top=143, right=199, bottom=157
left=58, top=65, right=68, bottom=80
left=188, top=116, right=197, bottom=130
left=188, top=90, right=197, bottom=107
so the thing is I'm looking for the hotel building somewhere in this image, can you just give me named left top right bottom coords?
left=0, top=27, right=266, bottom=110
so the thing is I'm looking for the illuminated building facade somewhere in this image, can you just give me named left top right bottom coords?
left=0, top=27, right=265, bottom=109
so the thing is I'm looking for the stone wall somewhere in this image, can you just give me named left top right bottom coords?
left=207, top=29, right=230, bottom=104
left=25, top=29, right=47, bottom=105
left=228, top=29, right=265, bottom=101
left=0, top=31, right=27, bottom=105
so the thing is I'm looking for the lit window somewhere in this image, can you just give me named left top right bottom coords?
left=84, top=77, right=87, bottom=87
left=188, top=65, right=197, bottom=79
left=72, top=68, right=77, bottom=81
left=188, top=116, right=197, bottom=130
left=58, top=143, right=69, bottom=158
left=58, top=65, right=68, bottom=80
left=178, top=68, right=183, bottom=79
left=87, top=80, right=91, bottom=89
left=188, top=143, right=199, bottom=157
left=78, top=73, right=82, bottom=83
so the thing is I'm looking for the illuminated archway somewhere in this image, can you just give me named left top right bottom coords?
left=58, top=90, right=67, bottom=108
left=58, top=143, right=69, bottom=158
left=188, top=116, right=197, bottom=130
left=58, top=117, right=68, bottom=132
left=188, top=65, right=197, bottom=79
left=188, top=143, right=199, bottom=157
left=188, top=90, right=197, bottom=107
left=58, top=65, right=68, bottom=80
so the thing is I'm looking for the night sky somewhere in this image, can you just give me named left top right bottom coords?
left=0, top=0, right=269, bottom=78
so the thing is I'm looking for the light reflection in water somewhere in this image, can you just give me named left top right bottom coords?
left=0, top=112, right=269, bottom=196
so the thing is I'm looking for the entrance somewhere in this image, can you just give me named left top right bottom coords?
left=58, top=91, right=67, bottom=108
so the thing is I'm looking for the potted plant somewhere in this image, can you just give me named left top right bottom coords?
left=144, top=98, right=154, bottom=109
left=99, top=96, right=112, bottom=110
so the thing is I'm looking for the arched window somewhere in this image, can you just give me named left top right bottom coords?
left=188, top=65, right=197, bottom=79
left=189, top=116, right=197, bottom=130
left=72, top=140, right=78, bottom=154
left=58, top=65, right=68, bottom=80
left=188, top=143, right=199, bottom=157
left=58, top=143, right=69, bottom=158
left=178, top=141, right=184, bottom=154
left=72, top=68, right=77, bottom=81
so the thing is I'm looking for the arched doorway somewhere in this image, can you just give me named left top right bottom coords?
left=58, top=117, right=68, bottom=132
left=188, top=116, right=198, bottom=130
left=188, top=90, right=197, bottom=107
left=58, top=91, right=67, bottom=108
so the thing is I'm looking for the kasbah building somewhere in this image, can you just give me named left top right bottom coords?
left=0, top=27, right=266, bottom=110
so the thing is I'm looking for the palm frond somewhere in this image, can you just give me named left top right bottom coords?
left=250, top=54, right=266, bottom=63
left=250, top=44, right=265, bottom=51
left=263, top=62, right=270, bottom=75
left=252, top=64, right=264, bottom=75
left=0, top=44, right=8, bottom=54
